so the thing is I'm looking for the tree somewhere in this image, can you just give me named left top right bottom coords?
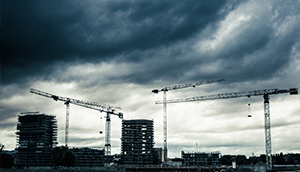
left=53, top=146, right=76, bottom=167
left=220, top=155, right=232, bottom=165
left=61, top=150, right=76, bottom=167
left=236, top=155, right=247, bottom=165
left=54, top=146, right=68, bottom=166
left=0, top=143, right=4, bottom=152
left=0, top=153, right=14, bottom=168
left=259, top=154, right=266, bottom=163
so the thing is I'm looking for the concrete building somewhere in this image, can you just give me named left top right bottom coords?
left=182, top=151, right=220, bottom=166
left=121, top=119, right=154, bottom=165
left=15, top=112, right=57, bottom=166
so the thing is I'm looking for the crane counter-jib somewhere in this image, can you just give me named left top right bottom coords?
left=155, top=88, right=298, bottom=104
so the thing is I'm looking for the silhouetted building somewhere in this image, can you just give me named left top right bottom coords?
left=15, top=112, right=57, bottom=166
left=182, top=151, right=220, bottom=166
left=70, top=146, right=105, bottom=166
left=153, top=148, right=163, bottom=164
left=121, top=119, right=154, bottom=165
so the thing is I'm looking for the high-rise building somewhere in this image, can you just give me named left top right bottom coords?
left=121, top=119, right=154, bottom=165
left=15, top=112, right=57, bottom=166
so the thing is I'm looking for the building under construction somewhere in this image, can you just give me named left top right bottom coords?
left=181, top=151, right=220, bottom=166
left=15, top=112, right=57, bottom=166
left=121, top=119, right=154, bottom=165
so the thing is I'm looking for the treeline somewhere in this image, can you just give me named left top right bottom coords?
left=0, top=153, right=14, bottom=168
left=0, top=146, right=76, bottom=168
left=221, top=153, right=300, bottom=165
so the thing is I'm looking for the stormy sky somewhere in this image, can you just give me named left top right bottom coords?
left=1, top=0, right=300, bottom=158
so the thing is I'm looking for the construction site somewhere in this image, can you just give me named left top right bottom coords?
left=10, top=82, right=300, bottom=171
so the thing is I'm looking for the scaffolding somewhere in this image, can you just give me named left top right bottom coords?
left=15, top=113, right=57, bottom=166
left=121, top=119, right=154, bottom=165
left=181, top=151, right=220, bottom=166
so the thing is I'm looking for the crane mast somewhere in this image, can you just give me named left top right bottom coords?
left=64, top=100, right=70, bottom=146
left=163, top=90, right=167, bottom=161
left=30, top=88, right=123, bottom=156
left=264, top=94, right=272, bottom=170
left=152, top=78, right=225, bottom=162
left=156, top=87, right=298, bottom=171
left=105, top=114, right=111, bottom=156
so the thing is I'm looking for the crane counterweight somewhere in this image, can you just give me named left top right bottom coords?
left=289, top=88, right=298, bottom=95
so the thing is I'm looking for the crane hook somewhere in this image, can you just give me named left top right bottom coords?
left=247, top=95, right=252, bottom=117
left=99, top=117, right=103, bottom=134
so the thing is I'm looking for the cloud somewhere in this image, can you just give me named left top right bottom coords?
left=3, top=0, right=299, bottom=88
left=1, top=0, right=233, bottom=86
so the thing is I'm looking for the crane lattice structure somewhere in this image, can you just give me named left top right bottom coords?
left=152, top=78, right=225, bottom=162
left=156, top=87, right=298, bottom=170
left=30, top=88, right=123, bottom=156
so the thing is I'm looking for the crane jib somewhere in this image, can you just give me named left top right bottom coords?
left=151, top=78, right=225, bottom=93
left=155, top=88, right=298, bottom=104
left=30, top=88, right=123, bottom=116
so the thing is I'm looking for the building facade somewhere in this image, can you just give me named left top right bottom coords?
left=121, top=119, right=154, bottom=165
left=15, top=113, right=57, bottom=166
left=181, top=151, right=220, bottom=166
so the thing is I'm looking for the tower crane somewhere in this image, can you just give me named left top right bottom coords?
left=155, top=87, right=298, bottom=171
left=152, top=78, right=225, bottom=162
left=30, top=88, right=123, bottom=156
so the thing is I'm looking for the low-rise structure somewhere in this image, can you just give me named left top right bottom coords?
left=70, top=146, right=105, bottom=166
left=182, top=151, right=220, bottom=166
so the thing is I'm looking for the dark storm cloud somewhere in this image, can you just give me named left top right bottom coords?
left=0, top=122, right=17, bottom=131
left=1, top=0, right=234, bottom=86
left=0, top=100, right=25, bottom=122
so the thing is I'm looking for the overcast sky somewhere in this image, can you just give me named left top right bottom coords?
left=1, top=0, right=300, bottom=158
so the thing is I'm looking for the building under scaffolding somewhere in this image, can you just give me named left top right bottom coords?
left=121, top=119, right=154, bottom=165
left=15, top=112, right=57, bottom=166
left=181, top=151, right=220, bottom=166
